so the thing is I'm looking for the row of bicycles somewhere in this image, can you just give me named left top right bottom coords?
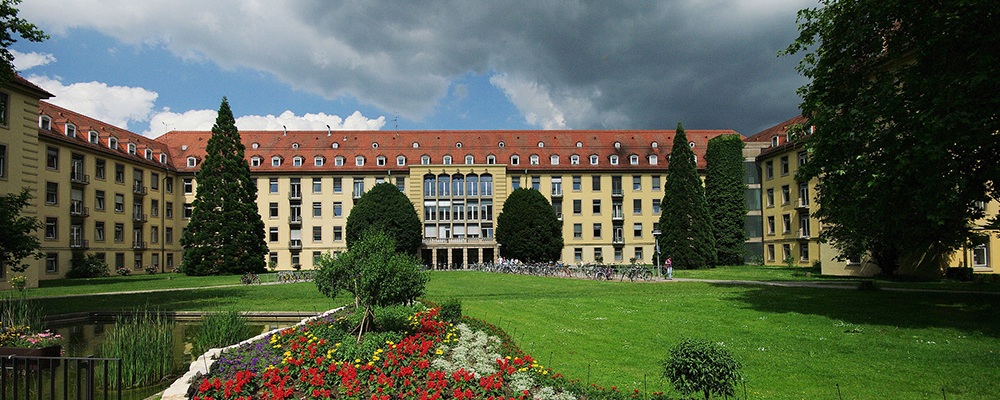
left=241, top=270, right=317, bottom=285
left=471, top=262, right=657, bottom=282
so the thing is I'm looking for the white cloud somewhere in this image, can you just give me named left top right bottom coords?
left=146, top=109, right=384, bottom=138
left=490, top=73, right=629, bottom=130
left=11, top=50, right=56, bottom=71
left=27, top=75, right=158, bottom=130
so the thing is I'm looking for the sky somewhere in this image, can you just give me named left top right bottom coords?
left=11, top=0, right=816, bottom=139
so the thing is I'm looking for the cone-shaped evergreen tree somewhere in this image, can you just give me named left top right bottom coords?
left=496, top=187, right=563, bottom=263
left=180, top=97, right=267, bottom=275
left=704, top=134, right=747, bottom=265
left=658, top=122, right=717, bottom=269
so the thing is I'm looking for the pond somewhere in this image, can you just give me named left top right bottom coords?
left=37, top=315, right=301, bottom=400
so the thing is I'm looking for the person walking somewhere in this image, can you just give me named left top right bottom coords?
left=665, top=258, right=673, bottom=280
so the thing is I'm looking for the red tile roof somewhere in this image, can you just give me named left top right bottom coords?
left=38, top=101, right=176, bottom=170
left=157, top=129, right=737, bottom=174
left=744, top=115, right=809, bottom=143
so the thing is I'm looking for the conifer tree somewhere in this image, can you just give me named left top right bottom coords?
left=657, top=122, right=716, bottom=269
left=180, top=98, right=267, bottom=275
left=346, top=182, right=422, bottom=255
left=704, top=134, right=747, bottom=265
left=496, top=188, right=563, bottom=263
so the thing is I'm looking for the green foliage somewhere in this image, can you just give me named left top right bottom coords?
left=100, top=312, right=174, bottom=388
left=658, top=123, right=716, bottom=269
left=704, top=134, right=746, bottom=266
left=662, top=338, right=743, bottom=400
left=857, top=280, right=880, bottom=292
left=0, top=289, right=40, bottom=331
left=496, top=187, right=563, bottom=262
left=66, top=253, right=111, bottom=278
left=439, top=297, right=462, bottom=323
left=0, top=0, right=47, bottom=88
left=0, top=188, right=42, bottom=273
left=314, top=231, right=429, bottom=308
left=346, top=182, right=422, bottom=255
left=781, top=0, right=1000, bottom=277
left=193, top=310, right=256, bottom=356
left=181, top=98, right=267, bottom=275
left=371, top=304, right=421, bottom=333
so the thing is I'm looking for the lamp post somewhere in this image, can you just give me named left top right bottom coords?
left=652, top=229, right=662, bottom=279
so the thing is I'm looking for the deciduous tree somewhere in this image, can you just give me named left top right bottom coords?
left=0, top=188, right=41, bottom=273
left=782, top=0, right=1000, bottom=277
left=705, top=134, right=747, bottom=266
left=496, top=187, right=563, bottom=263
left=345, top=182, right=422, bottom=255
left=0, top=0, right=47, bottom=88
left=180, top=98, right=267, bottom=275
left=658, top=123, right=716, bottom=269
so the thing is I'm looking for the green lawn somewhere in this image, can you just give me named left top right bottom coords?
left=23, top=270, right=1000, bottom=399
left=32, top=273, right=240, bottom=298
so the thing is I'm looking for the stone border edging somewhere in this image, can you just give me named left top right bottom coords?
left=160, top=306, right=346, bottom=400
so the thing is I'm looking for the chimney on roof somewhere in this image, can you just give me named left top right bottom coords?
left=327, top=125, right=331, bottom=136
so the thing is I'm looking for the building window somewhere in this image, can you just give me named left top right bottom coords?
left=633, top=199, right=642, bottom=214
left=634, top=247, right=643, bottom=261
left=782, top=243, right=791, bottom=261
left=151, top=226, right=159, bottom=243
left=573, top=223, right=582, bottom=239
left=313, top=226, right=322, bottom=242
left=333, top=178, right=342, bottom=193
left=765, top=161, right=773, bottom=180
left=420, top=155, right=431, bottom=165
left=271, top=156, right=281, bottom=167
left=767, top=216, right=775, bottom=235
left=594, top=247, right=603, bottom=261
left=45, top=182, right=58, bottom=204
left=313, top=202, right=322, bottom=218
left=333, top=226, right=343, bottom=241
left=269, top=252, right=278, bottom=266
left=0, top=144, right=7, bottom=178
left=767, top=244, right=775, bottom=261
left=570, top=155, right=579, bottom=165
left=268, top=178, right=278, bottom=194
left=652, top=199, right=661, bottom=214
left=269, top=227, right=278, bottom=242
left=376, top=156, right=386, bottom=166
left=609, top=155, right=619, bottom=165
left=629, top=155, right=639, bottom=165
left=292, top=156, right=303, bottom=167
left=780, top=156, right=789, bottom=175
left=165, top=178, right=173, bottom=193
left=39, top=115, right=51, bottom=130
left=766, top=188, right=774, bottom=207
left=781, top=185, right=790, bottom=205
left=46, top=147, right=59, bottom=170
left=313, top=178, right=322, bottom=193
left=593, top=223, right=602, bottom=238
left=183, top=178, right=194, bottom=194
left=165, top=202, right=173, bottom=218
left=183, top=203, right=193, bottom=219
left=335, top=156, right=344, bottom=166
left=44, top=217, right=57, bottom=239
left=649, top=155, right=658, bottom=165
left=165, top=227, right=173, bottom=244
left=531, top=176, right=540, bottom=191
left=510, top=155, right=519, bottom=165
left=315, top=156, right=325, bottom=167
left=442, top=155, right=452, bottom=165
left=573, top=199, right=582, bottom=215
left=973, top=245, right=989, bottom=267
left=592, top=176, right=601, bottom=191
left=398, top=155, right=407, bottom=166
left=151, top=173, right=159, bottom=190
left=593, top=199, right=601, bottom=214
left=151, top=199, right=159, bottom=217
left=269, top=202, right=279, bottom=218
left=95, top=159, right=105, bottom=180
left=633, top=223, right=642, bottom=238
left=46, top=253, right=58, bottom=273
left=114, top=193, right=124, bottom=212
left=333, top=202, right=343, bottom=217
left=355, top=156, right=365, bottom=166
left=633, top=176, right=641, bottom=191
left=486, top=155, right=496, bottom=164
left=572, top=176, right=582, bottom=191
left=652, top=175, right=661, bottom=191
left=782, top=214, right=791, bottom=233
left=109, top=137, right=118, bottom=150
left=615, top=248, right=623, bottom=261
left=797, top=151, right=808, bottom=168
left=590, top=155, right=599, bottom=165
left=550, top=155, right=559, bottom=165
left=799, top=213, right=811, bottom=238
left=185, top=157, right=197, bottom=167
left=114, top=223, right=124, bottom=242
left=93, top=190, right=105, bottom=211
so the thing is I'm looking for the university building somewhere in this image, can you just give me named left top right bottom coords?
left=3, top=77, right=741, bottom=289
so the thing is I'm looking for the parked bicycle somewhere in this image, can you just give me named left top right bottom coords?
left=241, top=272, right=261, bottom=285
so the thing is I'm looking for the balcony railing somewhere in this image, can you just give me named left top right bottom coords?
left=132, top=241, right=147, bottom=250
left=133, top=181, right=147, bottom=196
left=798, top=229, right=811, bottom=239
left=288, top=189, right=302, bottom=200
left=612, top=236, right=624, bottom=244
left=133, top=213, right=147, bottom=223
left=352, top=190, right=364, bottom=199
left=611, top=188, right=624, bottom=197
left=288, top=215, right=302, bottom=225
left=611, top=210, right=624, bottom=220
left=70, top=201, right=89, bottom=218
left=796, top=198, right=810, bottom=209
left=288, top=239, right=302, bottom=249
left=551, top=188, right=563, bottom=197
left=70, top=171, right=90, bottom=184
left=69, top=238, right=89, bottom=249
left=421, top=238, right=497, bottom=245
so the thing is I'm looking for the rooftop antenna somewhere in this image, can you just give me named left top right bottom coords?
left=282, top=125, right=287, bottom=136
left=326, top=124, right=331, bottom=136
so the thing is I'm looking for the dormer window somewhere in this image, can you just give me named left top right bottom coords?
left=610, top=155, right=619, bottom=165
left=39, top=115, right=51, bottom=130
left=443, top=155, right=452, bottom=165
left=127, top=143, right=136, bottom=155
left=272, top=156, right=282, bottom=167
left=629, top=155, right=639, bottom=165
left=550, top=155, right=559, bottom=165
left=65, top=124, right=76, bottom=138
left=648, top=155, right=658, bottom=165
left=537, top=141, right=544, bottom=148
left=251, top=142, right=259, bottom=149
left=355, top=156, right=365, bottom=166
left=529, top=155, right=539, bottom=165
left=651, top=141, right=658, bottom=148
left=145, top=149, right=153, bottom=159
left=590, top=155, right=599, bottom=165
left=576, top=142, right=583, bottom=148
left=371, top=142, right=379, bottom=149
left=570, top=155, right=580, bottom=165
left=89, top=131, right=99, bottom=144
left=251, top=156, right=262, bottom=167
left=397, top=155, right=406, bottom=166
left=292, top=156, right=303, bottom=167
left=332, top=142, right=340, bottom=149
left=510, top=155, right=519, bottom=165
left=108, top=137, right=118, bottom=150
left=291, top=142, right=299, bottom=149
left=334, top=156, right=344, bottom=166
left=486, top=155, right=496, bottom=165
left=187, top=157, right=198, bottom=167
left=314, top=156, right=325, bottom=167
left=421, top=155, right=430, bottom=165
left=465, top=155, right=474, bottom=164
left=412, top=142, right=419, bottom=148
left=159, top=154, right=167, bottom=164
left=693, top=155, right=698, bottom=163
left=498, top=141, right=505, bottom=148
left=771, top=135, right=780, bottom=147
left=376, top=156, right=386, bottom=166
left=456, top=142, right=463, bottom=149
left=614, top=141, right=621, bottom=149
left=689, top=141, right=696, bottom=148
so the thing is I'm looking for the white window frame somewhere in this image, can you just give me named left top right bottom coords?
left=314, top=156, right=325, bottom=167
left=421, top=155, right=430, bottom=165
left=355, top=156, right=365, bottom=166
left=108, top=137, right=118, bottom=150
left=610, top=155, right=619, bottom=165
left=648, top=155, right=658, bottom=165
left=397, top=155, right=406, bottom=166
left=570, top=155, right=580, bottom=165
left=376, top=156, right=386, bottom=166
left=590, top=155, right=599, bottom=165
left=486, top=155, right=496, bottom=164
left=272, top=156, right=281, bottom=167
left=127, top=143, right=136, bottom=155
left=465, top=155, right=474, bottom=164
left=66, top=124, right=76, bottom=137
left=511, top=155, right=520, bottom=165
left=187, top=157, right=197, bottom=167
left=443, top=155, right=452, bottom=165
left=292, top=156, right=303, bottom=167
left=89, top=131, right=99, bottom=144
left=334, top=156, right=344, bottom=166
left=550, top=155, right=559, bottom=165
left=251, top=156, right=262, bottom=167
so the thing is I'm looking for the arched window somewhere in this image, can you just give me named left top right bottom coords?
left=570, top=155, right=580, bottom=165
left=292, top=156, right=303, bottom=167
left=465, top=155, right=474, bottom=164
left=65, top=124, right=76, bottom=138
left=443, top=155, right=452, bottom=165
left=550, top=155, right=559, bottom=165
left=629, top=154, right=639, bottom=165
left=315, top=156, right=325, bottom=167
left=397, top=155, right=406, bottom=166
left=648, top=155, right=658, bottom=165
left=421, top=155, right=431, bottom=165
left=510, top=155, right=520, bottom=165
left=610, top=155, right=619, bottom=165
left=376, top=156, right=387, bottom=166
left=250, top=156, right=262, bottom=167
left=530, top=155, right=539, bottom=165
left=38, top=115, right=51, bottom=130
left=271, top=156, right=281, bottom=167
left=355, top=156, right=365, bottom=166
left=188, top=157, right=198, bottom=167
left=334, top=156, right=345, bottom=166
left=589, top=155, right=599, bottom=165
left=486, top=155, right=496, bottom=164
left=423, top=174, right=437, bottom=197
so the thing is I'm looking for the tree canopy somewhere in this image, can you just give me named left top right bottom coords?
left=0, top=0, right=47, bottom=87
left=496, top=187, right=563, bottom=263
left=0, top=188, right=41, bottom=273
left=658, top=123, right=716, bottom=269
left=782, top=0, right=1000, bottom=277
left=180, top=97, right=267, bottom=275
left=345, top=182, right=422, bottom=255
left=314, top=230, right=428, bottom=309
left=705, top=134, right=747, bottom=266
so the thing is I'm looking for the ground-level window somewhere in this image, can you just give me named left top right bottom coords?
left=973, top=245, right=989, bottom=267
left=45, top=253, right=58, bottom=273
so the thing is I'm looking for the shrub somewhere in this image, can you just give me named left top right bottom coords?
left=116, top=267, right=131, bottom=276
left=662, top=338, right=743, bottom=400
left=858, top=279, right=880, bottom=291
left=144, top=265, right=157, bottom=275
left=371, top=304, right=420, bottom=333
left=945, top=267, right=974, bottom=282
left=439, top=297, right=462, bottom=323
left=193, top=310, right=256, bottom=356
left=66, top=253, right=110, bottom=279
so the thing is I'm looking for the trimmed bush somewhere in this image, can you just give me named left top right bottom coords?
left=662, top=338, right=743, bottom=400
left=439, top=297, right=462, bottom=323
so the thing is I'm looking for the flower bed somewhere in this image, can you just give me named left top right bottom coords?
left=183, top=306, right=683, bottom=400
left=0, top=325, right=63, bottom=348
